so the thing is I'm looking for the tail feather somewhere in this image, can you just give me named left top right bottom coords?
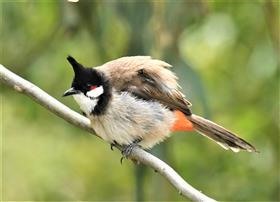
left=188, top=114, right=257, bottom=152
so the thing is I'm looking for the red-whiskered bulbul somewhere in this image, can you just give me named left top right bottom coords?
left=63, top=56, right=257, bottom=156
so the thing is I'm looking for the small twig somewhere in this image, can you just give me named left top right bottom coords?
left=0, top=64, right=216, bottom=202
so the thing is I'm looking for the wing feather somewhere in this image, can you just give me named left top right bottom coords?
left=97, top=56, right=192, bottom=115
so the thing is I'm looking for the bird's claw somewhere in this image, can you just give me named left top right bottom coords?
left=120, top=156, right=125, bottom=164
left=120, top=144, right=136, bottom=164
left=120, top=138, right=142, bottom=164
left=110, top=140, right=118, bottom=151
left=121, top=143, right=136, bottom=157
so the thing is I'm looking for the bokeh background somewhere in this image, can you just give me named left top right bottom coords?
left=1, top=0, right=279, bottom=201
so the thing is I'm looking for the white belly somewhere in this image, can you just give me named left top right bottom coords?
left=88, top=92, right=176, bottom=149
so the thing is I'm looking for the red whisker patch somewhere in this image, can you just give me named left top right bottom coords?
left=90, top=85, right=97, bottom=90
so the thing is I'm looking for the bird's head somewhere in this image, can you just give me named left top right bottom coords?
left=63, top=56, right=105, bottom=99
left=63, top=56, right=111, bottom=115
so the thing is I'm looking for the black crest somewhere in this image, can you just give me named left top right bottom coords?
left=67, top=56, right=103, bottom=92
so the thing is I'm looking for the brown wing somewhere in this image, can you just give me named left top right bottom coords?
left=97, top=56, right=192, bottom=115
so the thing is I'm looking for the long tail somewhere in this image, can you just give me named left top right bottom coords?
left=187, top=114, right=257, bottom=152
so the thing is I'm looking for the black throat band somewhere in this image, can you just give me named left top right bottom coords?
left=90, top=73, right=112, bottom=116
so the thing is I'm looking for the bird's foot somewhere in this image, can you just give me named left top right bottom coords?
left=120, top=138, right=142, bottom=164
left=110, top=140, right=118, bottom=151
left=121, top=143, right=137, bottom=157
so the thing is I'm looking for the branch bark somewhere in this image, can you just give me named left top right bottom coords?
left=0, top=64, right=216, bottom=202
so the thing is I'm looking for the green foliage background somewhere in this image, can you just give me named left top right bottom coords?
left=1, top=0, right=279, bottom=201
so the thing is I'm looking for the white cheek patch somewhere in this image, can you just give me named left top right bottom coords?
left=73, top=93, right=98, bottom=115
left=86, top=86, right=104, bottom=98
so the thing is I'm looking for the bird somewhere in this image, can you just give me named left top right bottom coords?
left=63, top=55, right=257, bottom=157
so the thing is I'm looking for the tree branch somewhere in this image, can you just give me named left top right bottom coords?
left=0, top=64, right=216, bottom=202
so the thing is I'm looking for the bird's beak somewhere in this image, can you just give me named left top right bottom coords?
left=63, top=87, right=79, bottom=97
